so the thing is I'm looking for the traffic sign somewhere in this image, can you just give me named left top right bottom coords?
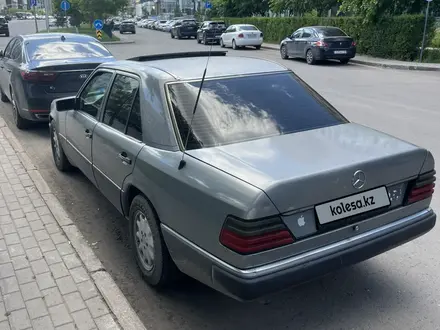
left=96, top=30, right=102, bottom=40
left=93, top=19, right=103, bottom=30
left=60, top=0, right=70, bottom=11
left=30, top=0, right=37, bottom=7
left=205, top=2, right=212, bottom=9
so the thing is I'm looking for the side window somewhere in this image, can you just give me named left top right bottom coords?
left=292, top=30, right=302, bottom=38
left=10, top=39, right=23, bottom=62
left=225, top=26, right=233, bottom=33
left=79, top=71, right=113, bottom=118
left=126, top=93, right=142, bottom=141
left=3, top=39, right=16, bottom=58
left=102, top=74, right=139, bottom=134
left=302, top=29, right=312, bottom=38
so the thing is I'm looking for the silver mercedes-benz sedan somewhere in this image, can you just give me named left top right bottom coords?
left=49, top=51, right=436, bottom=301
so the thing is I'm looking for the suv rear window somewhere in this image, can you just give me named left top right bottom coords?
left=208, top=22, right=225, bottom=28
left=26, top=40, right=112, bottom=60
left=168, top=72, right=346, bottom=150
left=316, top=27, right=347, bottom=37
left=182, top=20, right=196, bottom=26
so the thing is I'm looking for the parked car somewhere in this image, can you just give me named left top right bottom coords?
left=170, top=19, right=198, bottom=39
left=197, top=20, right=226, bottom=45
left=49, top=50, right=436, bottom=301
left=113, top=18, right=122, bottom=30
left=163, top=20, right=175, bottom=32
left=0, top=16, right=9, bottom=37
left=0, top=33, right=116, bottom=129
left=153, top=20, right=167, bottom=30
left=158, top=20, right=170, bottom=31
left=280, top=26, right=356, bottom=65
left=220, top=24, right=263, bottom=50
left=120, top=20, right=136, bottom=34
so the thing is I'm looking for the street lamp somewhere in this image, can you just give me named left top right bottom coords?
left=419, top=0, right=432, bottom=63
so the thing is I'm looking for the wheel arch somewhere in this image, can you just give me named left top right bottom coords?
left=122, top=179, right=160, bottom=223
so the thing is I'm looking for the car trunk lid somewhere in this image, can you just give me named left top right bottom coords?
left=187, top=123, right=427, bottom=214
left=323, top=36, right=353, bottom=49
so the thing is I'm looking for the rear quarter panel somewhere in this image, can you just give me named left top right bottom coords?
left=124, top=146, right=279, bottom=267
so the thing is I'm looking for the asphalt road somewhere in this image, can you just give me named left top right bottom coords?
left=1, top=19, right=440, bottom=330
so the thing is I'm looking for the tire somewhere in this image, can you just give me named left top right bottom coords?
left=0, top=88, right=9, bottom=102
left=306, top=49, right=316, bottom=65
left=340, top=59, right=350, bottom=64
left=5, top=32, right=9, bottom=37
left=50, top=122, right=73, bottom=172
left=280, top=45, right=288, bottom=59
left=203, top=34, right=207, bottom=45
left=255, top=45, right=261, bottom=50
left=132, top=31, right=136, bottom=34
left=130, top=195, right=179, bottom=288
left=170, top=32, right=174, bottom=39
left=10, top=88, right=28, bottom=130
left=197, top=35, right=201, bottom=43
left=220, top=38, right=225, bottom=48
left=232, top=39, right=238, bottom=50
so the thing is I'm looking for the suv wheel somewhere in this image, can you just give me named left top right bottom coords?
left=50, top=122, right=73, bottom=172
left=197, top=35, right=201, bottom=43
left=130, top=195, right=179, bottom=288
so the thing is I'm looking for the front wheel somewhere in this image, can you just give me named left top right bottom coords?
left=130, top=195, right=179, bottom=288
left=203, top=34, right=207, bottom=45
left=232, top=39, right=238, bottom=50
left=306, top=49, right=316, bottom=65
left=220, top=38, right=225, bottom=48
left=1, top=88, right=9, bottom=102
left=280, top=45, right=288, bottom=59
left=50, top=122, right=73, bottom=172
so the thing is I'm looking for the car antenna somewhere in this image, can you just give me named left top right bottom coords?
left=178, top=43, right=214, bottom=170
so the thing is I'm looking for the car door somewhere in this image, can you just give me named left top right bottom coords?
left=0, top=38, right=16, bottom=95
left=92, top=73, right=144, bottom=212
left=297, top=28, right=313, bottom=56
left=8, top=38, right=25, bottom=104
left=287, top=30, right=302, bottom=56
left=198, top=22, right=206, bottom=39
left=224, top=26, right=235, bottom=46
left=65, top=70, right=114, bottom=185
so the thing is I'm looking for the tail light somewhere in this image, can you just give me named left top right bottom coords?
left=407, top=170, right=436, bottom=204
left=315, top=41, right=328, bottom=47
left=352, top=41, right=357, bottom=46
left=260, top=32, right=263, bottom=38
left=20, top=70, right=58, bottom=82
left=219, top=215, right=294, bottom=254
left=237, top=33, right=244, bottom=38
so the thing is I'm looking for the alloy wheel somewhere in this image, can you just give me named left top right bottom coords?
left=11, top=90, right=17, bottom=124
left=51, top=126, right=61, bottom=165
left=135, top=210, right=155, bottom=272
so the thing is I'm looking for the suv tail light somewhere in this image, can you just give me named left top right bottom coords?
left=260, top=32, right=263, bottom=38
left=407, top=170, right=436, bottom=204
left=315, top=40, right=328, bottom=47
left=219, top=216, right=294, bottom=254
left=20, top=70, right=58, bottom=82
left=237, top=33, right=244, bottom=38
left=352, top=41, right=357, bottom=46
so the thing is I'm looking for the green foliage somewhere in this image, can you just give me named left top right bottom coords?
left=211, top=0, right=269, bottom=17
left=422, top=49, right=440, bottom=63
left=269, top=0, right=337, bottom=16
left=430, top=29, right=440, bottom=48
left=216, top=15, right=435, bottom=61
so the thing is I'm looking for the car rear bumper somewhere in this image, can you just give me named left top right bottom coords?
left=313, top=47, right=356, bottom=60
left=235, top=38, right=263, bottom=47
left=19, top=93, right=76, bottom=122
left=162, top=208, right=435, bottom=301
left=179, top=30, right=197, bottom=37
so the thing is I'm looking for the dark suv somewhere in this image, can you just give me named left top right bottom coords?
left=120, top=20, right=136, bottom=34
left=170, top=19, right=198, bottom=39
left=0, top=17, right=9, bottom=37
left=197, top=21, right=226, bottom=45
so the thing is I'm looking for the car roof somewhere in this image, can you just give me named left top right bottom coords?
left=21, top=33, right=98, bottom=42
left=101, top=55, right=288, bottom=81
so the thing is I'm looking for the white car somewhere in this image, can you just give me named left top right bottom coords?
left=158, top=20, right=169, bottom=31
left=220, top=24, right=264, bottom=50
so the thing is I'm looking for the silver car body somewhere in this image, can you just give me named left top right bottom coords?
left=49, top=54, right=436, bottom=301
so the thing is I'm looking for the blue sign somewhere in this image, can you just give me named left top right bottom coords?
left=30, top=0, right=37, bottom=7
left=60, top=0, right=70, bottom=11
left=205, top=1, right=212, bottom=9
left=93, top=19, right=103, bottom=30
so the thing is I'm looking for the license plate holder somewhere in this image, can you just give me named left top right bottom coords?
left=334, top=50, right=347, bottom=54
left=315, top=187, right=390, bottom=225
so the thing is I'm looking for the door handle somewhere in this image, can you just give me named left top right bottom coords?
left=84, top=129, right=92, bottom=139
left=118, top=152, right=132, bottom=165
left=6, top=69, right=10, bottom=72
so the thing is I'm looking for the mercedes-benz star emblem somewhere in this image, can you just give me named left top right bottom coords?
left=352, top=170, right=366, bottom=189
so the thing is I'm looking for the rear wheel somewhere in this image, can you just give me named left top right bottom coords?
left=280, top=44, right=288, bottom=59
left=170, top=32, right=174, bottom=38
left=306, top=49, right=316, bottom=65
left=340, top=59, right=350, bottom=64
left=10, top=88, right=28, bottom=130
left=255, top=45, right=261, bottom=50
left=5, top=32, right=9, bottom=37
left=197, top=35, right=201, bottom=43
left=0, top=88, right=9, bottom=102
left=50, top=122, right=73, bottom=172
left=130, top=195, right=179, bottom=288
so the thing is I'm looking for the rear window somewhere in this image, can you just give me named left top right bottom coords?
left=208, top=22, right=225, bottom=28
left=0, top=18, right=6, bottom=24
left=239, top=25, right=258, bottom=31
left=168, top=72, right=345, bottom=149
left=316, top=27, right=347, bottom=37
left=26, top=39, right=112, bottom=60
left=182, top=20, right=196, bottom=26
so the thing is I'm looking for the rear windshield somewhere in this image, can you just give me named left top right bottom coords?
left=26, top=40, right=112, bottom=60
left=168, top=72, right=345, bottom=149
left=208, top=22, right=225, bottom=28
left=160, top=20, right=167, bottom=23
left=182, top=20, right=196, bottom=26
left=316, top=27, right=347, bottom=37
left=239, top=25, right=258, bottom=31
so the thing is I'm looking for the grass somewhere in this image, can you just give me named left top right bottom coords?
left=39, top=27, right=120, bottom=42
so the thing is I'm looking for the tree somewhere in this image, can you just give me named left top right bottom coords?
left=269, top=0, right=337, bottom=16
left=174, top=2, right=182, bottom=16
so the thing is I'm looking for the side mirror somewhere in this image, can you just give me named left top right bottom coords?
left=56, top=97, right=77, bottom=111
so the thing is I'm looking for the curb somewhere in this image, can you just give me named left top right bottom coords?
left=0, top=118, right=146, bottom=330
left=261, top=44, right=440, bottom=71
left=102, top=40, right=135, bottom=45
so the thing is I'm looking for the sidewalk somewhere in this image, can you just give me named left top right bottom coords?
left=0, top=118, right=145, bottom=330
left=262, top=43, right=440, bottom=71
